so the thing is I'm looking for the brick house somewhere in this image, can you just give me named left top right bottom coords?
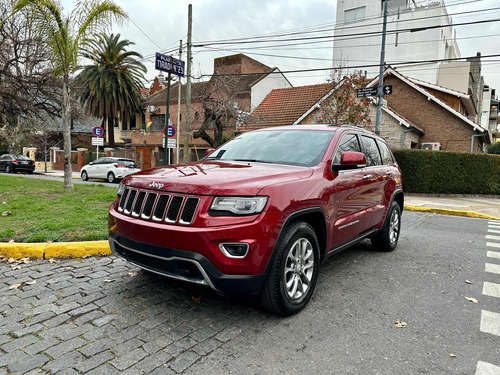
left=366, top=67, right=490, bottom=152
left=127, top=54, right=291, bottom=168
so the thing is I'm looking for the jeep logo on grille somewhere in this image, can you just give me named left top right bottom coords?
left=149, top=181, right=164, bottom=189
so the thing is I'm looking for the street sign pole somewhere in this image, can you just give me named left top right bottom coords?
left=375, top=0, right=388, bottom=135
left=164, top=69, right=172, bottom=166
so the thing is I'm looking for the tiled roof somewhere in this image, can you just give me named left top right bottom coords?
left=240, top=83, right=334, bottom=131
left=146, top=81, right=210, bottom=106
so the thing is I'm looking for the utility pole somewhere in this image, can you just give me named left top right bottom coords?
left=163, top=69, right=172, bottom=165
left=176, top=40, right=182, bottom=164
left=183, top=4, right=192, bottom=163
left=375, top=0, right=388, bottom=135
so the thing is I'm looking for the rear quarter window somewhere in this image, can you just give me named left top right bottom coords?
left=361, top=135, right=382, bottom=167
left=377, top=140, right=394, bottom=165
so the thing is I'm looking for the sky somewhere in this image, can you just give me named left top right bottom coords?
left=60, top=0, right=500, bottom=93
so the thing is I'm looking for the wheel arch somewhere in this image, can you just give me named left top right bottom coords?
left=264, top=207, right=328, bottom=276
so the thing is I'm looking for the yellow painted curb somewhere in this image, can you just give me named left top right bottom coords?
left=0, top=243, right=45, bottom=259
left=404, top=205, right=500, bottom=220
left=45, top=241, right=110, bottom=258
left=0, top=241, right=110, bottom=259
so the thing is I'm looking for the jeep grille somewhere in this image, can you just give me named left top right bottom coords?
left=118, top=188, right=199, bottom=225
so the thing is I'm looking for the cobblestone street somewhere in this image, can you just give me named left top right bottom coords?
left=0, top=256, right=268, bottom=374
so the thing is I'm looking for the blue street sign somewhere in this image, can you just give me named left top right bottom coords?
left=167, top=125, right=176, bottom=138
left=155, top=53, right=185, bottom=77
left=92, top=126, right=104, bottom=137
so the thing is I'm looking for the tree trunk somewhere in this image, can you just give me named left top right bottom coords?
left=107, top=116, right=115, bottom=148
left=62, top=75, right=73, bottom=189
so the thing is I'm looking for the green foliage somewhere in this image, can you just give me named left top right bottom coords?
left=76, top=33, right=147, bottom=147
left=393, top=149, right=500, bottom=195
left=0, top=175, right=116, bottom=242
left=487, top=142, right=500, bottom=155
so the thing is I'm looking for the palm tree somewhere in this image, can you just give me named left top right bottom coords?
left=7, top=0, right=126, bottom=188
left=77, top=33, right=146, bottom=147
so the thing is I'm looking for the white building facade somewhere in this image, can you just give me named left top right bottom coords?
left=333, top=0, right=460, bottom=84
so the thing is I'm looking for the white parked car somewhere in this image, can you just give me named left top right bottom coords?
left=80, top=157, right=140, bottom=183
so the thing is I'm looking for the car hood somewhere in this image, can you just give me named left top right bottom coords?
left=123, top=161, right=314, bottom=196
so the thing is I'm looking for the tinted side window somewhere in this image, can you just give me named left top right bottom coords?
left=361, top=136, right=382, bottom=167
left=377, top=140, right=394, bottom=165
left=333, top=133, right=361, bottom=164
left=93, top=158, right=105, bottom=164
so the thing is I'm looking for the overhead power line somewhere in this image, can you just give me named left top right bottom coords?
left=190, top=53, right=500, bottom=79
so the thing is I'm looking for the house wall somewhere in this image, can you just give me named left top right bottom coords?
left=438, top=62, right=470, bottom=94
left=251, top=72, right=291, bottom=112
left=383, top=75, right=481, bottom=152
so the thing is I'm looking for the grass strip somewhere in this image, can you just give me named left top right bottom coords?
left=0, top=175, right=117, bottom=243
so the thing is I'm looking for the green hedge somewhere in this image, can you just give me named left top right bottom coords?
left=392, top=149, right=500, bottom=195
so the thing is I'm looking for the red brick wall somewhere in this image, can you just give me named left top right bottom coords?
left=384, top=75, right=481, bottom=152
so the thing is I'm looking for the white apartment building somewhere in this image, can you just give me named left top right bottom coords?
left=333, top=0, right=460, bottom=84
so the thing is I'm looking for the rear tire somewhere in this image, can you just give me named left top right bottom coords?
left=371, top=201, right=401, bottom=252
left=81, top=171, right=88, bottom=181
left=259, top=221, right=320, bottom=316
left=107, top=172, right=115, bottom=183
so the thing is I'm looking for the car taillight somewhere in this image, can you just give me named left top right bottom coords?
left=12, top=160, right=18, bottom=164
left=31, top=161, right=35, bottom=165
left=113, top=163, right=126, bottom=168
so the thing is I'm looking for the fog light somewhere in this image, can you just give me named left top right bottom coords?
left=219, top=243, right=249, bottom=258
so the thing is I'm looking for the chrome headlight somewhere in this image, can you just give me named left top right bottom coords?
left=117, top=182, right=126, bottom=198
left=210, top=196, right=268, bottom=215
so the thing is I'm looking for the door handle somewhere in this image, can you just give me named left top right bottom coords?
left=363, top=174, right=372, bottom=180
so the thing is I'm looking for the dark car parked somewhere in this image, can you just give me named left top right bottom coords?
left=0, top=154, right=36, bottom=174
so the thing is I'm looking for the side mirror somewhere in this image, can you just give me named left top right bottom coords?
left=333, top=151, right=366, bottom=171
left=89, top=162, right=94, bottom=165
left=204, top=148, right=215, bottom=158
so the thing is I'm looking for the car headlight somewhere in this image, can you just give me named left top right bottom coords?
left=210, top=196, right=268, bottom=215
left=117, top=182, right=126, bottom=198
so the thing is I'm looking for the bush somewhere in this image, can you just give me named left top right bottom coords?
left=392, top=149, right=500, bottom=195
left=487, top=142, right=500, bottom=154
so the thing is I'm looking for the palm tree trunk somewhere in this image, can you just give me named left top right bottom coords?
left=62, top=75, right=73, bottom=189
left=108, top=116, right=115, bottom=148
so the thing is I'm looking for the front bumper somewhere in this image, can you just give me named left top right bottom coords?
left=109, top=232, right=267, bottom=295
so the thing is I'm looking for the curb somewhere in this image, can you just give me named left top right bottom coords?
left=1, top=207, right=499, bottom=260
left=404, top=205, right=500, bottom=220
left=0, top=241, right=110, bottom=260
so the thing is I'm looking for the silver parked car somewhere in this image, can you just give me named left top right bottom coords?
left=80, top=157, right=140, bottom=183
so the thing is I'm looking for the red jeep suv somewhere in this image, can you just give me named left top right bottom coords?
left=108, top=125, right=403, bottom=315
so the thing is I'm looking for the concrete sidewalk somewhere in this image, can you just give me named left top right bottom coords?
left=405, top=194, right=500, bottom=220
left=1, top=192, right=499, bottom=260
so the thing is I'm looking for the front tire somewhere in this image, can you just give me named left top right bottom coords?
left=81, top=171, right=88, bottom=181
left=107, top=172, right=115, bottom=183
left=259, top=221, right=320, bottom=316
left=371, top=201, right=401, bottom=252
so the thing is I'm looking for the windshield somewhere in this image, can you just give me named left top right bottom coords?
left=206, top=129, right=335, bottom=167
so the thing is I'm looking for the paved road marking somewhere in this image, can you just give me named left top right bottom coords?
left=480, top=310, right=500, bottom=336
left=486, top=235, right=500, bottom=241
left=476, top=361, right=500, bottom=375
left=487, top=242, right=500, bottom=249
left=486, top=263, right=500, bottom=275
left=488, top=229, right=500, bottom=234
left=487, top=251, right=500, bottom=260
left=483, top=282, right=500, bottom=298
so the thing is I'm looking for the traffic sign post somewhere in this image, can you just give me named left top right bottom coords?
left=91, top=126, right=104, bottom=159
left=155, top=52, right=185, bottom=166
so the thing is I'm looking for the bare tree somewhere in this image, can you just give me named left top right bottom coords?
left=193, top=74, right=249, bottom=148
left=0, top=2, right=60, bottom=152
left=317, top=70, right=372, bottom=130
